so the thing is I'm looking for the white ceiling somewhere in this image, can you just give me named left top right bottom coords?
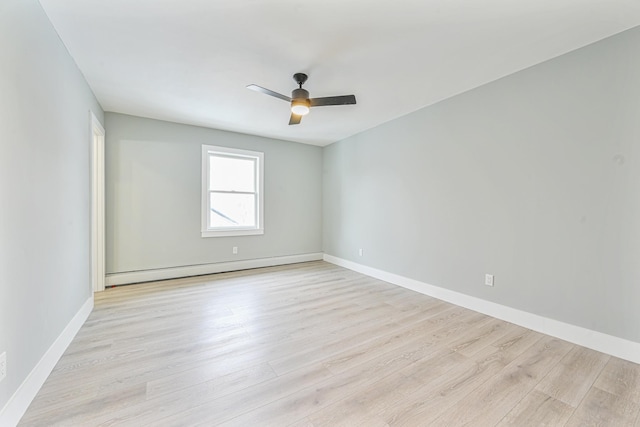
left=39, top=0, right=640, bottom=146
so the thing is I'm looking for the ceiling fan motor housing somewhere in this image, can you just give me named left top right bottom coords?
left=292, top=88, right=309, bottom=100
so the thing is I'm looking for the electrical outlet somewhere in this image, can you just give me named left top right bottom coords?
left=0, top=352, right=6, bottom=383
left=358, top=248, right=363, bottom=256
left=232, top=246, right=238, bottom=255
left=485, top=274, right=494, bottom=287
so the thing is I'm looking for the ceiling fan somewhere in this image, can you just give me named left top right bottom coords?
left=247, top=73, right=356, bottom=125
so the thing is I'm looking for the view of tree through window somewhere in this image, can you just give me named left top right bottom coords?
left=209, top=155, right=256, bottom=227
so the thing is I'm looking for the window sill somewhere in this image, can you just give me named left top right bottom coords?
left=201, top=228, right=264, bottom=238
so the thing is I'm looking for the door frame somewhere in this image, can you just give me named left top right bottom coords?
left=90, top=111, right=106, bottom=292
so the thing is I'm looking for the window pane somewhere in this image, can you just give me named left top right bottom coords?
left=209, top=193, right=256, bottom=228
left=209, top=155, right=255, bottom=192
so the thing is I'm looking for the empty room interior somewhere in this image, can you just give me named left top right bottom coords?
left=2, top=0, right=640, bottom=425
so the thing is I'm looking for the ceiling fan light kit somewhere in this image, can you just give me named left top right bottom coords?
left=291, top=98, right=310, bottom=116
left=247, top=73, right=356, bottom=125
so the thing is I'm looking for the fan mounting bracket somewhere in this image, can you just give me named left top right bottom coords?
left=293, top=73, right=308, bottom=88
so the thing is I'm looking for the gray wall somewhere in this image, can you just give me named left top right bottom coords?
left=105, top=113, right=323, bottom=274
left=323, top=26, right=640, bottom=343
left=0, top=0, right=104, bottom=411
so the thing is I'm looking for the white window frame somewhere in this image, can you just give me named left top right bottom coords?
left=201, top=145, right=264, bottom=237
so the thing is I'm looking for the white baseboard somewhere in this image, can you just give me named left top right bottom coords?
left=324, top=254, right=640, bottom=365
left=0, top=297, right=93, bottom=427
left=106, top=253, right=324, bottom=286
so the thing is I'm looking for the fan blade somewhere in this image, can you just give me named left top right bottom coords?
left=246, top=84, right=291, bottom=102
left=289, top=113, right=302, bottom=125
left=309, top=95, right=356, bottom=107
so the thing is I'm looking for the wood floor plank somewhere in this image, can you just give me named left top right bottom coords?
left=566, top=387, right=640, bottom=427
left=320, top=309, right=465, bottom=375
left=381, top=350, right=504, bottom=425
left=446, top=317, right=518, bottom=357
left=594, top=357, right=640, bottom=404
left=107, top=362, right=285, bottom=425
left=535, top=345, right=610, bottom=407
left=148, top=363, right=335, bottom=426
left=379, top=330, right=542, bottom=425
left=429, top=335, right=574, bottom=426
left=21, top=382, right=147, bottom=426
left=488, top=326, right=545, bottom=361
left=216, top=334, right=435, bottom=427
left=18, top=261, right=640, bottom=427
left=268, top=301, right=453, bottom=376
left=496, top=389, right=575, bottom=426
left=304, top=371, right=408, bottom=426
left=286, top=418, right=316, bottom=427
left=145, top=361, right=277, bottom=400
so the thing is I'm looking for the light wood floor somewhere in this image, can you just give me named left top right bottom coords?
left=20, top=261, right=640, bottom=426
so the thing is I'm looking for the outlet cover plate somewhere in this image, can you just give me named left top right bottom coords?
left=485, top=274, right=494, bottom=287
left=0, top=352, right=6, bottom=382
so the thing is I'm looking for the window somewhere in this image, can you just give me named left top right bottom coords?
left=202, top=145, right=264, bottom=237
